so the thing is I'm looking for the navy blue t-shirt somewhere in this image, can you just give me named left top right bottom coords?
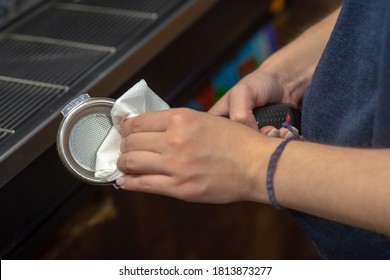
left=297, top=0, right=390, bottom=259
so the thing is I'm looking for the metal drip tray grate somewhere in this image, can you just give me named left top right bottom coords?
left=11, top=6, right=153, bottom=47
left=0, top=80, right=65, bottom=143
left=57, top=0, right=181, bottom=13
left=0, top=37, right=110, bottom=85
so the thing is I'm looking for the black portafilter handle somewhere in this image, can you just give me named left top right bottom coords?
left=252, top=103, right=301, bottom=131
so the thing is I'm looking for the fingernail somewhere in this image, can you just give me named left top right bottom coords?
left=291, top=126, right=299, bottom=133
left=116, top=176, right=125, bottom=186
left=267, top=128, right=280, bottom=137
left=285, top=131, right=294, bottom=139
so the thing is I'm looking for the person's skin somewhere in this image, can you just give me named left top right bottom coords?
left=116, top=6, right=390, bottom=237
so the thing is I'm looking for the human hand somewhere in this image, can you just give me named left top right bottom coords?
left=116, top=108, right=279, bottom=204
left=208, top=71, right=303, bottom=130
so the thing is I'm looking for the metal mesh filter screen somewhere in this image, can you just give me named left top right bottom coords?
left=69, top=113, right=112, bottom=171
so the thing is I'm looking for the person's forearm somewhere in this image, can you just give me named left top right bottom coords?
left=259, top=139, right=390, bottom=236
left=259, top=7, right=341, bottom=103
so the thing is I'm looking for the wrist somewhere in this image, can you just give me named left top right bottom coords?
left=245, top=135, right=283, bottom=204
left=246, top=119, right=304, bottom=207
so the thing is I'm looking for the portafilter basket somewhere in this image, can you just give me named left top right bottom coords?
left=57, top=94, right=118, bottom=186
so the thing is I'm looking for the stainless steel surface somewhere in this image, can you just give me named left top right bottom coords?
left=0, top=0, right=219, bottom=188
left=57, top=96, right=115, bottom=185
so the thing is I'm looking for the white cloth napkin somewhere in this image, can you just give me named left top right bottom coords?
left=94, top=79, right=170, bottom=182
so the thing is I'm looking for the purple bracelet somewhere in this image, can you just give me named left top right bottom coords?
left=266, top=114, right=303, bottom=209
